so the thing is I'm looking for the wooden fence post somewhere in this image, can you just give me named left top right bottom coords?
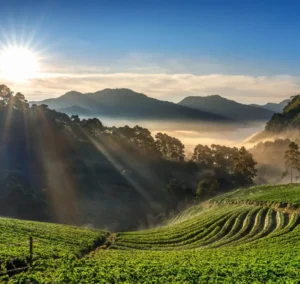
left=29, top=237, right=33, bottom=267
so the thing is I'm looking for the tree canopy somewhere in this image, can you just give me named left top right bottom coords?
left=155, top=132, right=185, bottom=162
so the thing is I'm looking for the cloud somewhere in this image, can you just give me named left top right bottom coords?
left=4, top=72, right=300, bottom=103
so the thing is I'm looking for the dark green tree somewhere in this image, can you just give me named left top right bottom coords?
left=233, top=146, right=257, bottom=185
left=196, top=177, right=219, bottom=201
left=166, top=178, right=193, bottom=204
left=283, top=142, right=300, bottom=183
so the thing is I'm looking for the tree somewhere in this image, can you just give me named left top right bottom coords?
left=13, top=92, right=29, bottom=110
left=192, top=145, right=213, bottom=167
left=211, top=144, right=238, bottom=173
left=0, top=85, right=13, bottom=107
left=166, top=178, right=193, bottom=204
left=196, top=177, right=219, bottom=201
left=71, top=114, right=81, bottom=125
left=233, top=146, right=257, bottom=185
left=112, top=125, right=160, bottom=156
left=82, top=118, right=104, bottom=135
left=155, top=133, right=185, bottom=162
left=283, top=142, right=300, bottom=183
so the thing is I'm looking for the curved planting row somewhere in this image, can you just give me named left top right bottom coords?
left=112, top=205, right=299, bottom=250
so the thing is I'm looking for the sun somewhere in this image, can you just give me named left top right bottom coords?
left=0, top=45, right=40, bottom=82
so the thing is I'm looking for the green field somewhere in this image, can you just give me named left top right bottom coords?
left=211, top=183, right=300, bottom=207
left=1, top=184, right=300, bottom=283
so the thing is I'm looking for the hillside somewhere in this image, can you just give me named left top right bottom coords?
left=250, top=95, right=300, bottom=142
left=32, top=89, right=229, bottom=122
left=2, top=184, right=300, bottom=283
left=178, top=95, right=275, bottom=121
left=265, top=95, right=300, bottom=133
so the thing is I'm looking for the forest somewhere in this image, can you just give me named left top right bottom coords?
left=0, top=85, right=256, bottom=231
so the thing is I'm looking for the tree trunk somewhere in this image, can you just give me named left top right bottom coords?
left=291, top=168, right=293, bottom=183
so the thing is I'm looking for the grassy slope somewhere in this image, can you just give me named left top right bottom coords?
left=210, top=184, right=300, bottom=206
left=2, top=184, right=300, bottom=283
left=0, top=218, right=108, bottom=264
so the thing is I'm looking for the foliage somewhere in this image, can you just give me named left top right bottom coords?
left=192, top=144, right=213, bottom=167
left=192, top=144, right=257, bottom=189
left=196, top=177, right=219, bottom=200
left=155, top=132, right=185, bottom=162
left=283, top=142, right=300, bottom=183
left=166, top=178, right=193, bottom=204
left=233, top=146, right=257, bottom=185
left=8, top=237, right=300, bottom=283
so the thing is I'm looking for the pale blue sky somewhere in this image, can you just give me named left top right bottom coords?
left=0, top=0, right=300, bottom=103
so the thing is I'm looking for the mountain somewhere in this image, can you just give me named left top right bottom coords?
left=178, top=95, right=275, bottom=121
left=250, top=99, right=290, bottom=113
left=32, top=89, right=229, bottom=122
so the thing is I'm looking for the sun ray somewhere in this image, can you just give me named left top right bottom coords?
left=35, top=106, right=80, bottom=224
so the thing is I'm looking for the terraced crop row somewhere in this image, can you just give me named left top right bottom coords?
left=113, top=205, right=299, bottom=250
left=211, top=184, right=300, bottom=207
left=0, top=217, right=108, bottom=265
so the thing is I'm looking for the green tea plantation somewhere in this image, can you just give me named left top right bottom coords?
left=1, top=184, right=300, bottom=283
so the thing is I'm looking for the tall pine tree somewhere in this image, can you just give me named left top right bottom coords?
left=284, top=142, right=300, bottom=183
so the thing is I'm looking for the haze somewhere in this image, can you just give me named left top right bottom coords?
left=93, top=117, right=265, bottom=154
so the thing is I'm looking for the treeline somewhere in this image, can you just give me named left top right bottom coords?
left=0, top=85, right=257, bottom=230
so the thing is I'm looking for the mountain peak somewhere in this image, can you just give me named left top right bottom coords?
left=60, top=90, right=83, bottom=98
left=179, top=95, right=274, bottom=121
left=92, top=88, right=147, bottom=98
left=181, top=94, right=233, bottom=103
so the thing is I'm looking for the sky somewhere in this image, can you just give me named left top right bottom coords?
left=1, top=0, right=300, bottom=103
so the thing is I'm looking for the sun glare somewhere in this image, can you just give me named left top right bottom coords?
left=0, top=45, right=40, bottom=82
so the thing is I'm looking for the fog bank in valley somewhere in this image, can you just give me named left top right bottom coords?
left=94, top=117, right=266, bottom=156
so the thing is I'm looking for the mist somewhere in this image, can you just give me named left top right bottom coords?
left=92, top=117, right=294, bottom=187
left=87, top=116, right=266, bottom=155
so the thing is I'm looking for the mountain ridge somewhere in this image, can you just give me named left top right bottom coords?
left=31, top=88, right=230, bottom=122
left=250, top=99, right=290, bottom=113
left=178, top=94, right=275, bottom=121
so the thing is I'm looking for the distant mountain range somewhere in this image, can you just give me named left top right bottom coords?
left=250, top=99, right=290, bottom=113
left=32, top=89, right=290, bottom=123
left=178, top=95, right=275, bottom=121
left=31, top=89, right=229, bottom=122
